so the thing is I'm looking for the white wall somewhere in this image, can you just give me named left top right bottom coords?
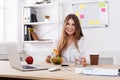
left=56, top=0, right=120, bottom=52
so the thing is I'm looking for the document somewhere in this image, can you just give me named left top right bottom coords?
left=75, top=67, right=118, bottom=76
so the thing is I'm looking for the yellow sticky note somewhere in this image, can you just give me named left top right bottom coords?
left=79, top=20, right=82, bottom=24
left=74, top=12, right=79, bottom=16
left=94, top=20, right=99, bottom=25
left=99, top=2, right=106, bottom=7
left=88, top=20, right=94, bottom=25
left=80, top=4, right=85, bottom=9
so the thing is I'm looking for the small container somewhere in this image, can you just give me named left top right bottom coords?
left=90, top=53, right=99, bottom=65
left=44, top=15, right=50, bottom=22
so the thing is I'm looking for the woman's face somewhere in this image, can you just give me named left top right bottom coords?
left=65, top=19, right=76, bottom=36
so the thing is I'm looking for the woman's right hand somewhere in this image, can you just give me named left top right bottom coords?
left=80, top=57, right=86, bottom=67
left=45, top=55, right=51, bottom=63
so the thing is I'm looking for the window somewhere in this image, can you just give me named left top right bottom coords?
left=0, top=0, right=4, bottom=42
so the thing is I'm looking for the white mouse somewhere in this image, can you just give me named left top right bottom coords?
left=48, top=67, right=61, bottom=72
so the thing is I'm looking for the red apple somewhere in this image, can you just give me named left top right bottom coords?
left=46, top=55, right=51, bottom=63
left=25, top=56, right=33, bottom=64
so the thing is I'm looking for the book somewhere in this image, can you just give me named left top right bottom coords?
left=31, top=14, right=38, bottom=22
left=30, top=31, right=39, bottom=40
left=28, top=27, right=34, bottom=41
left=28, top=28, right=31, bottom=41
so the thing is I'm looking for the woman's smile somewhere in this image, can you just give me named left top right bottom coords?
left=65, top=19, right=76, bottom=35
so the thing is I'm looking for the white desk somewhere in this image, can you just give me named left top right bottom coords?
left=0, top=61, right=119, bottom=80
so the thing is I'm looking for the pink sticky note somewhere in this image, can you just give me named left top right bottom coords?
left=80, top=14, right=84, bottom=19
left=101, top=8, right=106, bottom=12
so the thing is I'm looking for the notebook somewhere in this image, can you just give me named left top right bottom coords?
left=6, top=42, right=48, bottom=71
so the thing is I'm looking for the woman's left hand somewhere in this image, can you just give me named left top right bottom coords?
left=80, top=57, right=86, bottom=67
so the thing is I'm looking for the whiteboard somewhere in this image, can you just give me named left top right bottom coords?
left=72, top=1, right=108, bottom=28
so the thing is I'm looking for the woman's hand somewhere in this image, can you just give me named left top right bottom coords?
left=80, top=57, right=86, bottom=67
left=45, top=55, right=51, bottom=63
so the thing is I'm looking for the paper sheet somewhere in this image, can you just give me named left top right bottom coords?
left=75, top=67, right=118, bottom=76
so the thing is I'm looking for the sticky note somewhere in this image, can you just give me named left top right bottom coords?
left=94, top=20, right=99, bottom=25
left=99, top=2, right=106, bottom=7
left=101, top=8, right=106, bottom=12
left=80, top=14, right=84, bottom=19
left=88, top=20, right=94, bottom=25
left=74, top=12, right=79, bottom=16
left=80, top=4, right=85, bottom=9
left=79, top=20, right=82, bottom=24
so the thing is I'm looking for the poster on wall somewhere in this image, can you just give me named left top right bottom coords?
left=72, top=1, right=108, bottom=28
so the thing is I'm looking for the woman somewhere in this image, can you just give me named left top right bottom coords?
left=46, top=14, right=90, bottom=67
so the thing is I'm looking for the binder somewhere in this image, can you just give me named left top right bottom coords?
left=24, top=25, right=33, bottom=41
left=24, top=8, right=31, bottom=23
left=24, top=25, right=29, bottom=41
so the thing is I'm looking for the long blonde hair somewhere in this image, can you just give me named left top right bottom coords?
left=57, top=14, right=84, bottom=57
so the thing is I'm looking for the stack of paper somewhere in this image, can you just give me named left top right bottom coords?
left=75, top=67, right=118, bottom=76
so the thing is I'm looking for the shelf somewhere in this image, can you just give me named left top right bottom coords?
left=24, top=39, right=53, bottom=43
left=24, top=2, right=58, bottom=8
left=24, top=22, right=58, bottom=25
left=23, top=1, right=61, bottom=51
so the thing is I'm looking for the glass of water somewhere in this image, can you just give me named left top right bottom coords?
left=75, top=53, right=84, bottom=67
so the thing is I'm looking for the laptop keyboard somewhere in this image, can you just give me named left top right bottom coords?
left=22, top=65, right=37, bottom=69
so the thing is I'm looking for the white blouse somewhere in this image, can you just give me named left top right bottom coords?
left=51, top=37, right=90, bottom=64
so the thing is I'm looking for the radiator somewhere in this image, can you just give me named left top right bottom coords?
left=99, top=57, right=113, bottom=64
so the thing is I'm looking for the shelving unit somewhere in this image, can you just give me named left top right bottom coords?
left=23, top=1, right=62, bottom=43
left=22, top=1, right=62, bottom=55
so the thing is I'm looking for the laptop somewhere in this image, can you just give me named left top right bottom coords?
left=6, top=42, right=48, bottom=71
